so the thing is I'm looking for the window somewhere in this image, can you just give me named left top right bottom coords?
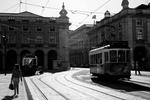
left=37, top=26, right=42, bottom=31
left=36, top=19, right=42, bottom=22
left=49, top=36, right=56, bottom=43
left=50, top=26, right=55, bottom=32
left=9, top=27, right=14, bottom=31
left=94, top=54, right=97, bottom=64
left=36, top=36, right=43, bottom=43
left=23, top=26, right=28, bottom=31
left=110, top=50, right=117, bottom=62
left=97, top=53, right=102, bottom=64
left=104, top=52, right=108, bottom=62
left=118, top=23, right=122, bottom=40
left=95, top=54, right=98, bottom=64
left=118, top=50, right=125, bottom=62
left=136, top=19, right=143, bottom=26
left=90, top=55, right=93, bottom=64
left=136, top=28, right=143, bottom=40
left=126, top=50, right=130, bottom=62
left=23, top=38, right=29, bottom=44
left=8, top=17, right=15, bottom=22
left=99, top=53, right=102, bottom=64
left=8, top=35, right=16, bottom=43
left=22, top=19, right=29, bottom=23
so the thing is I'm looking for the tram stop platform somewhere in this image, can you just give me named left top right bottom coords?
left=0, top=74, right=28, bottom=100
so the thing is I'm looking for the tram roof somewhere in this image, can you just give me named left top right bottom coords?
left=90, top=45, right=110, bottom=52
left=89, top=41, right=129, bottom=53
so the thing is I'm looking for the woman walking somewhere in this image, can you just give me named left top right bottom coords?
left=11, top=64, right=22, bottom=98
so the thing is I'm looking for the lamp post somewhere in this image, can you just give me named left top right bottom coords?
left=2, top=35, right=8, bottom=75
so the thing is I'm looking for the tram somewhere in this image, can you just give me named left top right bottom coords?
left=21, top=55, right=38, bottom=76
left=89, top=41, right=131, bottom=80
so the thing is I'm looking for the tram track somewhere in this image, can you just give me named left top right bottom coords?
left=36, top=78, right=69, bottom=100
left=54, top=72, right=115, bottom=100
left=60, top=72, right=123, bottom=100
left=25, top=77, right=47, bottom=100
left=30, top=78, right=49, bottom=100
left=27, top=76, right=68, bottom=100
left=38, top=71, right=122, bottom=100
left=42, top=72, right=98, bottom=100
left=73, top=69, right=150, bottom=100
left=66, top=69, right=147, bottom=100
left=52, top=70, right=145, bottom=100
left=26, top=69, right=148, bottom=100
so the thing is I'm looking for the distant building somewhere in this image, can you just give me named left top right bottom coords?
left=87, top=0, right=150, bottom=70
left=0, top=3, right=71, bottom=72
left=69, top=24, right=93, bottom=67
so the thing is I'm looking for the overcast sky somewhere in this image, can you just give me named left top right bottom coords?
left=0, top=0, right=149, bottom=30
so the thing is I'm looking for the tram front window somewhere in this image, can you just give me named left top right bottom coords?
left=110, top=50, right=117, bottom=62
left=118, top=50, right=125, bottom=62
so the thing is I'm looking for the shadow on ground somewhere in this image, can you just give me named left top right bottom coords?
left=2, top=95, right=14, bottom=100
left=91, top=77, right=150, bottom=92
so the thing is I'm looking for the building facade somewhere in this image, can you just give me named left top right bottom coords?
left=0, top=4, right=70, bottom=72
left=87, top=0, right=150, bottom=70
left=69, top=24, right=93, bottom=67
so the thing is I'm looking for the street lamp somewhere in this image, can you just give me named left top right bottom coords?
left=1, top=35, right=8, bottom=75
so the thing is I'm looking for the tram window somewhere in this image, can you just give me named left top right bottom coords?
left=99, top=53, right=102, bottom=64
left=93, top=54, right=96, bottom=64
left=118, top=50, right=125, bottom=62
left=97, top=54, right=100, bottom=64
left=104, top=52, right=108, bottom=62
left=91, top=55, right=94, bottom=64
left=110, top=50, right=117, bottom=62
left=96, top=54, right=99, bottom=64
left=94, top=54, right=96, bottom=64
left=90, top=55, right=91, bottom=64
left=126, top=50, right=130, bottom=62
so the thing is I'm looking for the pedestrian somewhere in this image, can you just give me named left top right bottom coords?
left=11, top=64, right=22, bottom=98
left=135, top=61, right=141, bottom=75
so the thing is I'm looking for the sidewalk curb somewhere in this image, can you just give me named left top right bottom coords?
left=23, top=77, right=33, bottom=100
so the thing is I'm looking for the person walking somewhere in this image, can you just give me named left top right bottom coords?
left=135, top=61, right=141, bottom=75
left=11, top=64, right=22, bottom=98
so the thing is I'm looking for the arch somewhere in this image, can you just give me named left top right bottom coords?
left=0, top=51, right=3, bottom=72
left=34, top=50, right=44, bottom=67
left=134, top=46, right=147, bottom=61
left=134, top=46, right=147, bottom=69
left=48, top=50, right=57, bottom=70
left=6, top=50, right=17, bottom=71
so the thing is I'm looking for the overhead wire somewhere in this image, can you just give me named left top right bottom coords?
left=93, top=0, right=111, bottom=12
left=2, top=0, right=114, bottom=30
left=2, top=3, right=20, bottom=12
left=41, top=0, right=50, bottom=15
left=13, top=4, right=20, bottom=12
left=21, top=1, right=114, bottom=15
left=76, top=0, right=112, bottom=27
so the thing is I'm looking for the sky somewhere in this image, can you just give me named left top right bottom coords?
left=0, top=0, right=149, bottom=30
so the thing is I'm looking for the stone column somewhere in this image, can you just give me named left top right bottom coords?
left=44, top=54, right=48, bottom=70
